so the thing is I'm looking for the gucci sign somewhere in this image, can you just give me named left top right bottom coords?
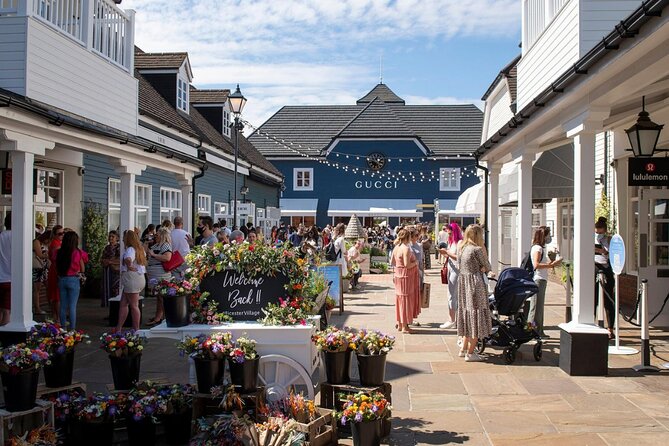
left=354, top=180, right=398, bottom=189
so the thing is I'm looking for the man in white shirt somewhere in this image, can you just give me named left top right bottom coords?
left=0, top=213, right=12, bottom=325
left=347, top=239, right=366, bottom=290
left=219, top=219, right=232, bottom=237
left=171, top=216, right=192, bottom=257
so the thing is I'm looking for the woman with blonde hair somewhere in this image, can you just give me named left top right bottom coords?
left=116, top=231, right=147, bottom=331
left=145, top=226, right=173, bottom=326
left=332, top=223, right=348, bottom=277
left=456, top=224, right=492, bottom=361
left=391, top=229, right=419, bottom=333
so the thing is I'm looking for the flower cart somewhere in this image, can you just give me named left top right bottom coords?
left=143, top=242, right=328, bottom=402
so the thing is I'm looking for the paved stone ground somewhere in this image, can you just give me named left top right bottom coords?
left=62, top=266, right=669, bottom=445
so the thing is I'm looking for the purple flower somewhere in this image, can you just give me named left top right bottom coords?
left=167, top=288, right=177, bottom=296
left=355, top=413, right=363, bottom=422
left=372, top=405, right=378, bottom=413
left=341, top=416, right=347, bottom=425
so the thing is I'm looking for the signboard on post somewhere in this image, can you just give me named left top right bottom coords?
left=609, top=234, right=625, bottom=275
left=317, top=265, right=343, bottom=313
left=628, top=158, right=669, bottom=186
left=199, top=270, right=289, bottom=321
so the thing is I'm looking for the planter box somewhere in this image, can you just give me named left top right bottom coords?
left=294, top=407, right=337, bottom=446
left=342, top=279, right=350, bottom=293
left=36, top=382, right=87, bottom=400
left=371, top=256, right=387, bottom=264
left=0, top=400, right=54, bottom=445
left=319, top=382, right=391, bottom=438
left=192, top=387, right=265, bottom=424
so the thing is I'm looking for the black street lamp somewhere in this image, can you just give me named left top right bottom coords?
left=229, top=84, right=247, bottom=228
left=626, top=96, right=664, bottom=157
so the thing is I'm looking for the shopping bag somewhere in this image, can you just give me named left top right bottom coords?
left=440, top=263, right=448, bottom=284
left=421, top=283, right=431, bottom=308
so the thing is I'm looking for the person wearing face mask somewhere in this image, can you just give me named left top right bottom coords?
left=529, top=226, right=561, bottom=337
left=595, top=217, right=615, bottom=338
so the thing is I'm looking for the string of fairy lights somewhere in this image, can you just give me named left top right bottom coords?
left=243, top=120, right=482, bottom=183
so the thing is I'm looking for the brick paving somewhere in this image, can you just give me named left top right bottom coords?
left=62, top=265, right=669, bottom=445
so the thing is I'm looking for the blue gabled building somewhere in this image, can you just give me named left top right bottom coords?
left=249, top=84, right=483, bottom=228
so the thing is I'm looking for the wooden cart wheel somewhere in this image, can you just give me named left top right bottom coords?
left=258, top=354, right=315, bottom=402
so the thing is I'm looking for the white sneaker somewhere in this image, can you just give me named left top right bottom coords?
left=439, top=321, right=456, bottom=329
left=465, top=352, right=484, bottom=362
left=458, top=349, right=466, bottom=358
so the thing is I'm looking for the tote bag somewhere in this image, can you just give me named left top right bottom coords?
left=162, top=250, right=185, bottom=272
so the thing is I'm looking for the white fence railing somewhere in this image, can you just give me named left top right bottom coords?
left=0, top=0, right=133, bottom=71
left=523, top=0, right=572, bottom=50
left=33, top=0, right=83, bottom=41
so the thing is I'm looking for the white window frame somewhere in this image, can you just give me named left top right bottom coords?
left=223, top=106, right=231, bottom=137
left=160, top=187, right=183, bottom=222
left=176, top=76, right=189, bottom=113
left=197, top=194, right=212, bottom=216
left=293, top=168, right=314, bottom=191
left=108, top=179, right=152, bottom=231
left=214, top=201, right=229, bottom=223
left=439, top=168, right=461, bottom=191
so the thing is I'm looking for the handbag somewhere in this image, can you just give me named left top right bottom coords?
left=440, top=262, right=448, bottom=284
left=162, top=250, right=185, bottom=272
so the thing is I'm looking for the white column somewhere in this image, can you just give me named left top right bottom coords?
left=488, top=163, right=501, bottom=275
left=571, top=132, right=597, bottom=325
left=113, top=160, right=145, bottom=252
left=179, top=177, right=193, bottom=233
left=0, top=132, right=52, bottom=331
left=517, top=153, right=533, bottom=265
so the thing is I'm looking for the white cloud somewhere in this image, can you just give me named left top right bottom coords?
left=123, top=0, right=515, bottom=125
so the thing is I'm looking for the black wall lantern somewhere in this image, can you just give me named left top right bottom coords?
left=625, top=96, right=664, bottom=157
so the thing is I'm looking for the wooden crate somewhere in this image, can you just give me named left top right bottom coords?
left=294, top=407, right=337, bottom=446
left=36, top=382, right=87, bottom=400
left=0, top=400, right=55, bottom=445
left=319, top=382, right=391, bottom=438
left=192, top=386, right=265, bottom=422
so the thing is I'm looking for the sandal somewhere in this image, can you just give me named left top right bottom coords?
left=146, top=318, right=163, bottom=326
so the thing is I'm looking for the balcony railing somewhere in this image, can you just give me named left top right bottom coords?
left=523, top=0, right=571, bottom=51
left=0, top=0, right=134, bottom=72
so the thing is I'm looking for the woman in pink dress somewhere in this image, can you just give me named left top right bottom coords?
left=391, top=229, right=419, bottom=334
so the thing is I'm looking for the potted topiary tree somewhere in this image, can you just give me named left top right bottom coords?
left=81, top=202, right=108, bottom=299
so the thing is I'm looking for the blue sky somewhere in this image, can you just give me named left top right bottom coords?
left=123, top=0, right=521, bottom=128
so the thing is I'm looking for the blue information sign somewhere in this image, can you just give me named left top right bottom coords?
left=316, top=265, right=343, bottom=312
left=609, top=234, right=625, bottom=275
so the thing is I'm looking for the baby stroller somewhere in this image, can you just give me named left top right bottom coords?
left=476, top=267, right=543, bottom=364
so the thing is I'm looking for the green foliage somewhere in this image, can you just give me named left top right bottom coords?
left=370, top=246, right=386, bottom=256
left=371, top=262, right=389, bottom=273
left=595, top=192, right=616, bottom=233
left=82, top=202, right=107, bottom=280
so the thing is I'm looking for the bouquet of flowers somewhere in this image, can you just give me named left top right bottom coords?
left=351, top=329, right=395, bottom=355
left=191, top=413, right=254, bottom=445
left=286, top=392, right=316, bottom=424
left=28, top=322, right=90, bottom=356
left=338, top=391, right=391, bottom=425
left=311, top=326, right=354, bottom=353
left=189, top=291, right=233, bottom=325
left=99, top=331, right=145, bottom=358
left=73, top=393, right=128, bottom=423
left=254, top=417, right=304, bottom=445
left=324, top=296, right=336, bottom=311
left=7, top=425, right=58, bottom=446
left=127, top=386, right=167, bottom=422
left=228, top=336, right=258, bottom=364
left=44, top=388, right=86, bottom=421
left=176, top=332, right=232, bottom=360
left=0, top=344, right=50, bottom=374
left=157, top=383, right=196, bottom=415
left=153, top=277, right=194, bottom=297
left=259, top=296, right=313, bottom=326
left=349, top=261, right=361, bottom=275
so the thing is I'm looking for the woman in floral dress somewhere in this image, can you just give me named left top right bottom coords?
left=391, top=229, right=419, bottom=334
left=456, top=224, right=492, bottom=362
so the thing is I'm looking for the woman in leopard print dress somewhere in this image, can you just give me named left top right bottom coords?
left=456, top=224, right=492, bottom=362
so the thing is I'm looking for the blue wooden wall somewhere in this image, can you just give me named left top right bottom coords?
left=275, top=139, right=478, bottom=226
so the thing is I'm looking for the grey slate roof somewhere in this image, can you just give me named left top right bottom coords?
left=250, top=84, right=483, bottom=157
left=357, top=83, right=405, bottom=104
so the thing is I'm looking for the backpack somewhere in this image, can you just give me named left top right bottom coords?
left=324, top=241, right=339, bottom=262
left=520, top=246, right=543, bottom=275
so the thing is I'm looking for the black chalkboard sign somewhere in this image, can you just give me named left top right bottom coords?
left=199, top=269, right=289, bottom=321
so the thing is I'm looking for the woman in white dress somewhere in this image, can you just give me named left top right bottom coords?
left=333, top=223, right=348, bottom=277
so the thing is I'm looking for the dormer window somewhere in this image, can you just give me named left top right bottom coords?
left=177, top=77, right=189, bottom=113
left=223, top=108, right=231, bottom=137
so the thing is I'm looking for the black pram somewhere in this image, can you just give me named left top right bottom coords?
left=476, top=267, right=543, bottom=364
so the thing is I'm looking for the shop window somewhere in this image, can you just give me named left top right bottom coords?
left=439, top=168, right=460, bottom=191
left=214, top=202, right=229, bottom=223
left=160, top=188, right=182, bottom=223
left=198, top=194, right=211, bottom=216
left=293, top=168, right=313, bottom=191
left=34, top=168, right=62, bottom=229
left=176, top=77, right=189, bottom=113
left=108, top=180, right=151, bottom=231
